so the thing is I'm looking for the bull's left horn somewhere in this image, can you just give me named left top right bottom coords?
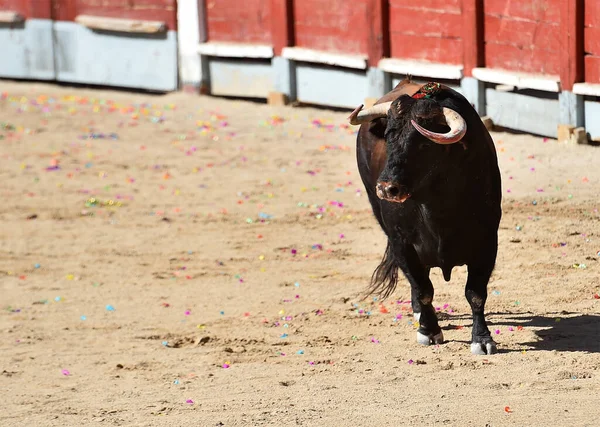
left=410, top=107, right=467, bottom=144
left=348, top=101, right=393, bottom=125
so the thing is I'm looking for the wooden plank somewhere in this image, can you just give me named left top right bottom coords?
left=206, top=0, right=271, bottom=44
left=388, top=0, right=461, bottom=14
left=0, top=11, right=23, bottom=22
left=484, top=16, right=560, bottom=51
left=198, top=42, right=273, bottom=58
left=53, top=0, right=177, bottom=30
left=585, top=27, right=600, bottom=54
left=379, top=58, right=463, bottom=79
left=75, top=15, right=166, bottom=33
left=485, top=42, right=561, bottom=75
left=484, top=0, right=561, bottom=24
left=584, top=0, right=600, bottom=28
left=462, top=0, right=484, bottom=77
left=366, top=0, right=388, bottom=67
left=282, top=47, right=366, bottom=69
left=389, top=6, right=463, bottom=38
left=585, top=55, right=600, bottom=83
left=293, top=0, right=369, bottom=54
left=559, top=0, right=583, bottom=91
left=390, top=34, right=463, bottom=64
left=270, top=0, right=293, bottom=56
left=473, top=67, right=560, bottom=92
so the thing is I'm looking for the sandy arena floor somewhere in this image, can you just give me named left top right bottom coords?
left=1, top=81, right=599, bottom=426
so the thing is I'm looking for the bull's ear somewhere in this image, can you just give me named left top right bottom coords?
left=368, top=117, right=387, bottom=139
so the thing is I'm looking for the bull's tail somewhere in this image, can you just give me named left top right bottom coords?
left=365, top=241, right=399, bottom=300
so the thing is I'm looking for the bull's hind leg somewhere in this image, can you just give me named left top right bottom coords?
left=396, top=244, right=443, bottom=346
left=465, top=261, right=497, bottom=355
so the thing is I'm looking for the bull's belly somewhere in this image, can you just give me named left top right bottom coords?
left=413, top=239, right=465, bottom=269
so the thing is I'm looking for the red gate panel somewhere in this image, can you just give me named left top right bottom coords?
left=483, top=0, right=561, bottom=75
left=293, top=0, right=369, bottom=56
left=584, top=0, right=600, bottom=83
left=205, top=0, right=271, bottom=44
left=0, top=0, right=52, bottom=19
left=52, top=0, right=177, bottom=30
left=388, top=0, right=462, bottom=64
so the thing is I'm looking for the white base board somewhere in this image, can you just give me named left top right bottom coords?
left=0, top=19, right=55, bottom=80
left=53, top=21, right=177, bottom=91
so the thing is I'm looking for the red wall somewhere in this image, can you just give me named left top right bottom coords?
left=52, top=0, right=177, bottom=30
left=0, top=0, right=52, bottom=19
left=584, top=0, right=600, bottom=83
left=206, top=0, right=272, bottom=44
left=293, top=0, right=369, bottom=56
left=483, top=0, right=561, bottom=75
left=388, top=0, right=463, bottom=65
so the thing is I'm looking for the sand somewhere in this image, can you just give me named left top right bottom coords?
left=1, top=81, right=599, bottom=426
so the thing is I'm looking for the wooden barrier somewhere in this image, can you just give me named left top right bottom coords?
left=2, top=0, right=600, bottom=139
left=51, top=0, right=178, bottom=91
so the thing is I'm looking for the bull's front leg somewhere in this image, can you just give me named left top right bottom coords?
left=395, top=242, right=443, bottom=345
left=465, top=261, right=497, bottom=355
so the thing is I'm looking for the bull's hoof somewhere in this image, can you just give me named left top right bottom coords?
left=417, top=331, right=444, bottom=346
left=470, top=341, right=498, bottom=355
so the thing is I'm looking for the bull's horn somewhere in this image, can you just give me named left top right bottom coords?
left=410, top=107, right=467, bottom=144
left=348, top=101, right=393, bottom=125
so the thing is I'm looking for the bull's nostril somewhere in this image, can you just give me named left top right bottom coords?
left=386, top=185, right=400, bottom=197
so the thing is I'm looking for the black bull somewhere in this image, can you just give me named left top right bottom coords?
left=351, top=79, right=502, bottom=355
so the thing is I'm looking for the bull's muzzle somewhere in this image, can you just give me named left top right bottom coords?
left=376, top=182, right=411, bottom=203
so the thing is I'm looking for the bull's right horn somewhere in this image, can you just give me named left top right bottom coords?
left=348, top=101, right=393, bottom=125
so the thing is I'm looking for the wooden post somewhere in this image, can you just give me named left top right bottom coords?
left=366, top=0, right=388, bottom=68
left=271, top=0, right=293, bottom=56
left=560, top=0, right=584, bottom=91
left=462, top=0, right=484, bottom=77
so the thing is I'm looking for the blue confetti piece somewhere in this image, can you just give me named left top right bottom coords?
left=294, top=282, right=300, bottom=287
left=80, top=315, right=87, bottom=321
left=280, top=333, right=288, bottom=339
left=174, top=379, right=180, bottom=385
left=220, top=310, right=224, bottom=315
left=106, top=305, right=115, bottom=311
left=296, top=350, right=304, bottom=355
left=162, top=341, right=168, bottom=346
left=54, top=296, right=61, bottom=302
left=34, top=263, right=40, bottom=269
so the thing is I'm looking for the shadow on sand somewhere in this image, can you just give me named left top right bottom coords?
left=443, top=312, right=600, bottom=353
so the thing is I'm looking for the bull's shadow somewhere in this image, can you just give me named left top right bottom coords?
left=443, top=312, right=600, bottom=353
